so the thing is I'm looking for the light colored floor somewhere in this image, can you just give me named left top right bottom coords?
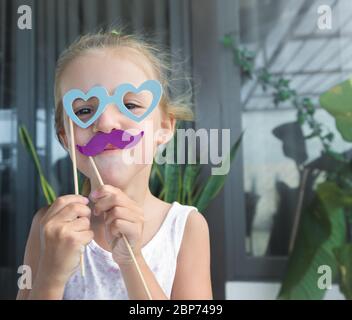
left=226, top=281, right=345, bottom=300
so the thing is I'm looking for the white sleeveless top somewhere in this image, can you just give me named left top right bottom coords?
left=63, top=201, right=198, bottom=300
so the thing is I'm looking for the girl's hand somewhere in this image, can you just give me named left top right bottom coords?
left=37, top=195, right=93, bottom=286
left=89, top=185, right=145, bottom=266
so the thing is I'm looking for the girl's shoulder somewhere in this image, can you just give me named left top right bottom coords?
left=179, top=204, right=208, bottom=239
left=168, top=201, right=209, bottom=252
left=168, top=200, right=202, bottom=221
left=149, top=197, right=205, bottom=241
left=163, top=200, right=208, bottom=243
left=170, top=204, right=211, bottom=299
left=155, top=197, right=199, bottom=214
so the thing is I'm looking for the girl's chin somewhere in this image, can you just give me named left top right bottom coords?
left=96, top=162, right=130, bottom=176
left=90, top=157, right=146, bottom=185
left=94, top=167, right=131, bottom=186
left=94, top=152, right=130, bottom=167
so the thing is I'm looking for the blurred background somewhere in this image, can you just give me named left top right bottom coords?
left=1, top=0, right=352, bottom=299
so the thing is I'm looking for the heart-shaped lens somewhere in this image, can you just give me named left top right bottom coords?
left=72, top=96, right=100, bottom=123
left=63, top=87, right=108, bottom=129
left=115, top=80, right=162, bottom=122
left=122, top=90, right=153, bottom=117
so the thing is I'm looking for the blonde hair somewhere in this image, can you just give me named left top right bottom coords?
left=53, top=28, right=194, bottom=195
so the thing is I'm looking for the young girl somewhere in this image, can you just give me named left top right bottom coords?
left=17, top=30, right=212, bottom=300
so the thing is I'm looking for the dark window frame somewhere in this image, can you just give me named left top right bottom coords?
left=190, top=0, right=288, bottom=291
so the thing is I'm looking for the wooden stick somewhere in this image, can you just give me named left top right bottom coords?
left=88, top=156, right=152, bottom=300
left=69, top=118, right=85, bottom=277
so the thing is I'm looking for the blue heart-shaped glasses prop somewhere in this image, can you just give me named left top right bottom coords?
left=62, top=80, right=162, bottom=128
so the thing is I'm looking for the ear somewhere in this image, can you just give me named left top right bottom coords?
left=157, top=113, right=176, bottom=145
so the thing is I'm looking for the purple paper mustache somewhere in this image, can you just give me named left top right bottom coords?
left=76, top=129, right=144, bottom=156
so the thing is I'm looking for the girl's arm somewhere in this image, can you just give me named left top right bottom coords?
left=16, top=207, right=49, bottom=299
left=17, top=195, right=93, bottom=300
left=17, top=207, right=66, bottom=300
left=118, top=210, right=212, bottom=300
left=171, top=210, right=213, bottom=299
left=119, top=254, right=169, bottom=300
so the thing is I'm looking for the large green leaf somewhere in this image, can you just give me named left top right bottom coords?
left=19, top=125, right=44, bottom=176
left=19, top=125, right=57, bottom=205
left=149, top=161, right=164, bottom=197
left=164, top=164, right=181, bottom=203
left=40, top=175, right=56, bottom=205
left=278, top=182, right=347, bottom=299
left=195, top=132, right=243, bottom=212
left=182, top=163, right=201, bottom=205
left=319, top=78, right=352, bottom=142
left=162, top=121, right=183, bottom=203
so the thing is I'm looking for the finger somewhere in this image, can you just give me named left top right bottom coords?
left=89, top=185, right=135, bottom=208
left=77, top=230, right=94, bottom=246
left=104, top=220, right=114, bottom=246
left=68, top=217, right=91, bottom=232
left=44, top=195, right=89, bottom=221
left=105, top=206, right=143, bottom=225
left=110, top=237, right=119, bottom=251
left=109, top=219, right=136, bottom=239
left=94, top=193, right=138, bottom=216
left=51, top=203, right=91, bottom=223
left=67, top=230, right=94, bottom=250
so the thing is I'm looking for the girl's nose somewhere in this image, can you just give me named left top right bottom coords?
left=93, top=104, right=125, bottom=133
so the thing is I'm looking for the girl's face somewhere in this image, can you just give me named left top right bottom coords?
left=59, top=48, right=175, bottom=188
